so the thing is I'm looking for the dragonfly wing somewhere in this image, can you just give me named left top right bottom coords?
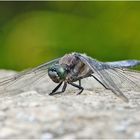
left=0, top=58, right=60, bottom=94
left=77, top=54, right=140, bottom=102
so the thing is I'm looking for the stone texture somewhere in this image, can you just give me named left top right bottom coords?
left=0, top=70, right=139, bottom=139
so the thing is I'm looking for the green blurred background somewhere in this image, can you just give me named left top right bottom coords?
left=0, top=1, right=140, bottom=70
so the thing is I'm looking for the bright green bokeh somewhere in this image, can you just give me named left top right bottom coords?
left=0, top=2, right=140, bottom=70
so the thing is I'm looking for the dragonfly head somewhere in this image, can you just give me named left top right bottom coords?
left=48, top=64, right=68, bottom=83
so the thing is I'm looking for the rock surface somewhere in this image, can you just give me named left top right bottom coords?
left=0, top=70, right=140, bottom=139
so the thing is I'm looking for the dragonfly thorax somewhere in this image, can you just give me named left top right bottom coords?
left=48, top=64, right=68, bottom=83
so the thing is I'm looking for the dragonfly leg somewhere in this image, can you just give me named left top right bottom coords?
left=49, top=82, right=67, bottom=95
left=50, top=82, right=63, bottom=93
left=90, top=75, right=109, bottom=90
left=79, top=79, right=81, bottom=87
left=69, top=82, right=84, bottom=95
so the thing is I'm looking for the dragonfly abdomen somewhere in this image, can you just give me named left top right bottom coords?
left=105, top=60, right=140, bottom=68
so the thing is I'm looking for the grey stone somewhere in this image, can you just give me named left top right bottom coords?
left=0, top=70, right=139, bottom=139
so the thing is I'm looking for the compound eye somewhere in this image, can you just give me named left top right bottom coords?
left=48, top=69, right=60, bottom=83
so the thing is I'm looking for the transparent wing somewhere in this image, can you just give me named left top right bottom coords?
left=0, top=58, right=60, bottom=95
left=107, top=68, right=140, bottom=90
left=77, top=54, right=140, bottom=102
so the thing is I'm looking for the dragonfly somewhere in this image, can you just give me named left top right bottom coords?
left=0, top=52, right=140, bottom=102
